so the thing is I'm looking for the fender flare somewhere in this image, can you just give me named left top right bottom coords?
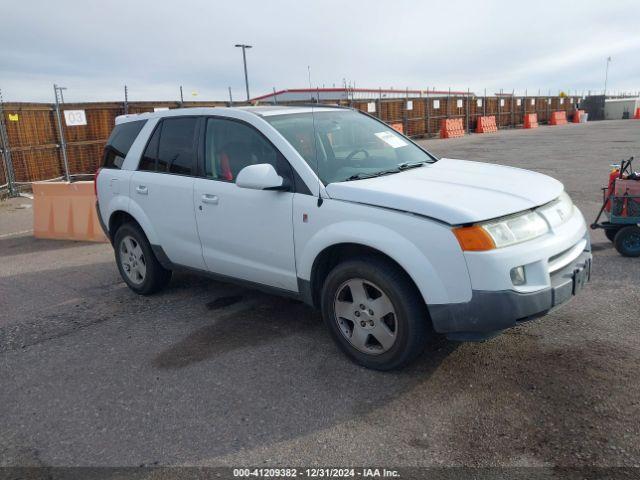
left=297, top=221, right=451, bottom=306
left=111, top=197, right=160, bottom=246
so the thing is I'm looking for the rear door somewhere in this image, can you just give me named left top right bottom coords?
left=129, top=117, right=205, bottom=269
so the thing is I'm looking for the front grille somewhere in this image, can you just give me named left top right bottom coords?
left=548, top=246, right=573, bottom=265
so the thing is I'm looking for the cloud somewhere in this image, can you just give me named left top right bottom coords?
left=1, top=0, right=639, bottom=101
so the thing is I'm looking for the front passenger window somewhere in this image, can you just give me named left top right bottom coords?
left=204, top=118, right=290, bottom=182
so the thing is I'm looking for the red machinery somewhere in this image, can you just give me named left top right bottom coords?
left=591, top=157, right=640, bottom=257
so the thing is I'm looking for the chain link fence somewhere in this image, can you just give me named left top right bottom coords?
left=0, top=88, right=584, bottom=197
left=0, top=98, right=233, bottom=196
left=347, top=92, right=580, bottom=137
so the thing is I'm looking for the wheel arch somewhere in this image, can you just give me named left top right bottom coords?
left=297, top=219, right=453, bottom=309
left=108, top=208, right=159, bottom=245
left=110, top=201, right=160, bottom=246
left=308, top=243, right=424, bottom=308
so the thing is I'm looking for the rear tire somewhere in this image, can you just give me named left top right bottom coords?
left=320, top=256, right=429, bottom=370
left=114, top=223, right=172, bottom=294
left=614, top=226, right=640, bottom=257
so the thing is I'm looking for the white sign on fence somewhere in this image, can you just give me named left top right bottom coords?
left=154, top=107, right=170, bottom=112
left=406, top=100, right=413, bottom=111
left=531, top=99, right=535, bottom=106
left=433, top=100, right=440, bottom=109
left=367, top=102, right=376, bottom=113
left=560, top=98, right=564, bottom=104
left=456, top=99, right=463, bottom=108
left=500, top=99, right=505, bottom=107
left=517, top=98, right=522, bottom=106
left=63, top=110, right=87, bottom=126
left=477, top=99, right=483, bottom=107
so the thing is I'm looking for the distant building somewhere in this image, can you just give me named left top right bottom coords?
left=251, top=87, right=474, bottom=104
left=604, top=97, right=640, bottom=120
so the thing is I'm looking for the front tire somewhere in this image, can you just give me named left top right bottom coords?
left=614, top=226, right=640, bottom=257
left=320, top=257, right=429, bottom=370
left=114, top=223, right=172, bottom=295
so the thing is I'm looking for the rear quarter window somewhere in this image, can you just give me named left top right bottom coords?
left=102, top=120, right=147, bottom=169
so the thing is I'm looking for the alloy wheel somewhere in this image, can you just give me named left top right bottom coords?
left=119, top=235, right=146, bottom=285
left=333, top=278, right=398, bottom=355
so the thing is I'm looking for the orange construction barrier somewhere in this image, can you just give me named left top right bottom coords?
left=549, top=111, right=568, bottom=125
left=33, top=181, right=108, bottom=242
left=390, top=122, right=404, bottom=134
left=524, top=113, right=538, bottom=129
left=572, top=110, right=585, bottom=123
left=634, top=108, right=640, bottom=119
left=476, top=116, right=498, bottom=133
left=440, top=118, right=465, bottom=139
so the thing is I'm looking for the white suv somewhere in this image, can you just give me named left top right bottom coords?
left=96, top=106, right=591, bottom=370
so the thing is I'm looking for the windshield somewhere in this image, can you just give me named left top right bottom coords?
left=264, top=109, right=437, bottom=184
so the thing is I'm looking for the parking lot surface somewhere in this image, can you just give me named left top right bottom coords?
left=1, top=120, right=639, bottom=468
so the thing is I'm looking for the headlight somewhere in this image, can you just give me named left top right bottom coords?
left=454, top=210, right=549, bottom=251
left=482, top=211, right=549, bottom=248
left=453, top=192, right=574, bottom=251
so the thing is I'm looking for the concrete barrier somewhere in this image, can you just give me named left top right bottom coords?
left=33, top=181, right=108, bottom=242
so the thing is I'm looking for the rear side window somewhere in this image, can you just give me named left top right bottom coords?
left=102, top=120, right=146, bottom=169
left=138, top=118, right=198, bottom=175
left=157, top=118, right=198, bottom=175
left=138, top=125, right=160, bottom=171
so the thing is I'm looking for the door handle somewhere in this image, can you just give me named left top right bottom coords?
left=201, top=194, right=219, bottom=205
left=135, top=185, right=148, bottom=195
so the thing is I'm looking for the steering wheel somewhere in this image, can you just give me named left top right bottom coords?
left=345, top=148, right=370, bottom=163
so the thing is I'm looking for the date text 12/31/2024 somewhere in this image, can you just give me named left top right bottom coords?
left=233, top=468, right=400, bottom=478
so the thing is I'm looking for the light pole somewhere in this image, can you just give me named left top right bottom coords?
left=235, top=44, right=252, bottom=101
left=604, top=56, right=612, bottom=96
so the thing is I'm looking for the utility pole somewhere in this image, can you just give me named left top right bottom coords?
left=604, top=56, right=612, bottom=96
left=228, top=87, right=233, bottom=106
left=124, top=85, right=128, bottom=114
left=234, top=44, right=252, bottom=101
left=179, top=85, right=184, bottom=106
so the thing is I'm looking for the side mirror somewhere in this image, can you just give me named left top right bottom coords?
left=236, top=164, right=287, bottom=191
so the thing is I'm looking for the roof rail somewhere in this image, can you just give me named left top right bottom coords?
left=267, top=102, right=352, bottom=110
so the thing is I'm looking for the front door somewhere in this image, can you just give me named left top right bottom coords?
left=193, top=117, right=298, bottom=291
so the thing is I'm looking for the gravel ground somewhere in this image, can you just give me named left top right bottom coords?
left=0, top=120, right=639, bottom=470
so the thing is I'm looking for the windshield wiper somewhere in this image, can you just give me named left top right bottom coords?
left=346, top=172, right=380, bottom=181
left=345, top=161, right=426, bottom=182
left=397, top=161, right=427, bottom=170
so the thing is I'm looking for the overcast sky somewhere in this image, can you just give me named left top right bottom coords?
left=2, top=0, right=640, bottom=102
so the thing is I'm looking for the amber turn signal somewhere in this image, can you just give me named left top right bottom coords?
left=453, top=225, right=496, bottom=251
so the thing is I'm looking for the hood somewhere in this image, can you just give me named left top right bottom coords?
left=325, top=158, right=564, bottom=224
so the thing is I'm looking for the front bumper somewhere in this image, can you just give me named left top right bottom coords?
left=429, top=248, right=592, bottom=341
